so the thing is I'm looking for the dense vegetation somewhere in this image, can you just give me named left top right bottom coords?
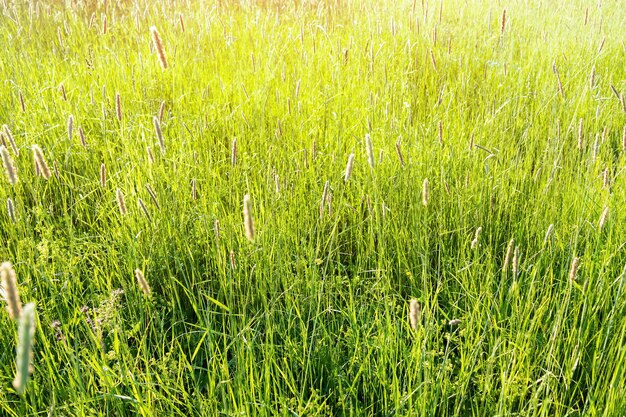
left=0, top=0, right=625, bottom=415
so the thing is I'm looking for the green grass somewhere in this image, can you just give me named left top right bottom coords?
left=1, top=0, right=626, bottom=415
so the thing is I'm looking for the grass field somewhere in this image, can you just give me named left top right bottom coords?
left=1, top=0, right=626, bottom=415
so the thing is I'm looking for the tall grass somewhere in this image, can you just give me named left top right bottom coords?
left=0, top=0, right=625, bottom=415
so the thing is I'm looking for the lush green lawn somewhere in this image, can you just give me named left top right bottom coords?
left=1, top=0, right=625, bottom=415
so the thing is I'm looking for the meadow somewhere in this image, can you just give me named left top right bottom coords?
left=1, top=0, right=626, bottom=415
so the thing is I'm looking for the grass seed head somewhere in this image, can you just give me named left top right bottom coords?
left=13, top=302, right=36, bottom=395
left=471, top=227, right=482, bottom=249
left=409, top=299, right=421, bottom=330
left=1, top=146, right=18, bottom=186
left=543, top=224, right=554, bottom=246
left=100, top=163, right=106, bottom=188
left=191, top=179, right=197, bottom=200
left=344, top=153, right=355, bottom=182
left=150, top=26, right=168, bottom=69
left=599, top=206, right=609, bottom=230
left=1, top=262, right=22, bottom=320
left=395, top=139, right=405, bottom=166
left=3, top=125, right=19, bottom=156
left=7, top=198, right=16, bottom=223
left=569, top=257, right=580, bottom=281
left=153, top=116, right=165, bottom=154
left=231, top=138, right=237, bottom=166
left=19, top=91, right=25, bottom=113
left=229, top=250, right=236, bottom=269
left=116, top=188, right=127, bottom=216
left=365, top=133, right=374, bottom=169
left=243, top=194, right=255, bottom=242
left=138, top=197, right=151, bottom=221
left=32, top=145, right=51, bottom=180
left=145, top=184, right=160, bottom=209
left=67, top=115, right=73, bottom=141
left=146, top=146, right=155, bottom=164
left=115, top=93, right=122, bottom=122
left=320, top=180, right=330, bottom=218
left=158, top=100, right=166, bottom=122
left=422, top=178, right=429, bottom=206
left=512, top=246, right=520, bottom=277
left=214, top=218, right=221, bottom=241
left=78, top=126, right=86, bottom=148
left=503, top=238, right=514, bottom=271
left=134, top=269, right=151, bottom=297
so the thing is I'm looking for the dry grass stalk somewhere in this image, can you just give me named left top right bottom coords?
left=179, top=14, right=185, bottom=32
left=409, top=299, right=421, bottom=330
left=1, top=146, right=18, bottom=185
left=344, top=153, right=355, bottom=182
left=134, top=269, right=151, bottom=297
left=422, top=178, right=429, bottom=206
left=102, top=14, right=107, bottom=35
left=1, top=262, right=22, bottom=320
left=243, top=194, right=255, bottom=242
left=150, top=26, right=168, bottom=69
left=32, top=145, right=51, bottom=180
left=13, top=302, right=36, bottom=395
left=116, top=188, right=127, bottom=216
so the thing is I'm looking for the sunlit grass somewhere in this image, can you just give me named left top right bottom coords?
left=0, top=0, right=625, bottom=415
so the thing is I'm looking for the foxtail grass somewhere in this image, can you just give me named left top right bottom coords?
left=150, top=26, right=168, bottom=69
left=1, top=262, right=22, bottom=320
left=243, top=194, right=255, bottom=242
left=13, top=302, right=36, bottom=395
left=1, top=145, right=18, bottom=185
